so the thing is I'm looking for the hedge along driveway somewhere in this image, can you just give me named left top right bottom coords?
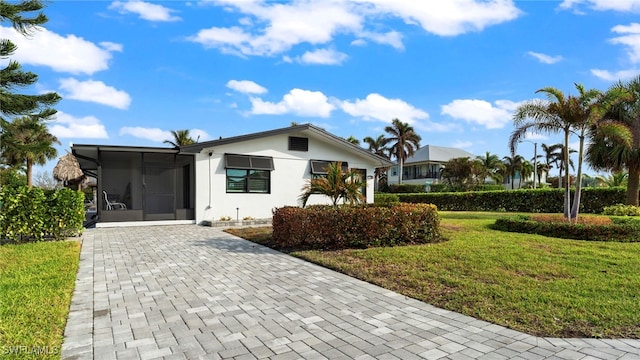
left=397, top=187, right=627, bottom=213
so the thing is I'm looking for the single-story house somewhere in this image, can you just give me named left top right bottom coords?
left=72, top=124, right=393, bottom=226
left=387, top=145, right=476, bottom=185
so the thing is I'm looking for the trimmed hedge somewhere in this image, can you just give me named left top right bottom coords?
left=387, top=184, right=427, bottom=193
left=272, top=204, right=443, bottom=250
left=373, top=193, right=400, bottom=206
left=396, top=187, right=627, bottom=213
left=602, top=204, right=640, bottom=216
left=0, top=186, right=84, bottom=243
left=492, top=215, right=640, bottom=242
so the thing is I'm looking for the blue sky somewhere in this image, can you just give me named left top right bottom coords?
left=4, top=0, right=640, bottom=176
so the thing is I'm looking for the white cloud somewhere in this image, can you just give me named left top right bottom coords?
left=294, top=48, right=348, bottom=65
left=226, top=80, right=268, bottom=94
left=340, top=93, right=429, bottom=124
left=524, top=132, right=548, bottom=141
left=109, top=0, right=181, bottom=22
left=59, top=78, right=131, bottom=110
left=48, top=111, right=109, bottom=139
left=350, top=39, right=367, bottom=46
left=249, top=88, right=335, bottom=117
left=119, top=127, right=172, bottom=142
left=590, top=68, right=640, bottom=81
left=452, top=140, right=473, bottom=149
left=354, top=0, right=522, bottom=36
left=190, top=129, right=210, bottom=142
left=0, top=26, right=119, bottom=75
left=190, top=1, right=519, bottom=58
left=527, top=51, right=563, bottom=64
left=560, top=0, right=640, bottom=12
left=441, top=99, right=521, bottom=129
left=610, top=23, right=640, bottom=63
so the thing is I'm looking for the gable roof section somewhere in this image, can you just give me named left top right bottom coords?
left=180, top=123, right=393, bottom=166
left=404, top=145, right=476, bottom=164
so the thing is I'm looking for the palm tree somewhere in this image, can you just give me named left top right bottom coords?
left=164, top=129, right=198, bottom=147
left=587, top=76, right=640, bottom=205
left=299, top=162, right=365, bottom=207
left=594, top=171, right=628, bottom=188
left=511, top=85, right=598, bottom=219
left=0, top=116, right=59, bottom=188
left=476, top=151, right=505, bottom=184
left=345, top=136, right=360, bottom=145
left=538, top=143, right=562, bottom=185
left=384, top=119, right=421, bottom=184
left=520, top=160, right=534, bottom=188
left=363, top=134, right=391, bottom=190
left=440, top=157, right=483, bottom=191
left=502, top=154, right=524, bottom=189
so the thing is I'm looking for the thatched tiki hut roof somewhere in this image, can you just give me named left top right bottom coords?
left=54, top=153, right=85, bottom=189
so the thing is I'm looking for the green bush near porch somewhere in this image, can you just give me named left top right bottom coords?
left=272, top=204, right=443, bottom=250
left=0, top=186, right=84, bottom=243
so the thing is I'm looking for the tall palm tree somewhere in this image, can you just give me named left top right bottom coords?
left=384, top=119, right=421, bottom=184
left=164, top=129, right=198, bottom=147
left=511, top=85, right=599, bottom=219
left=299, top=162, right=365, bottom=207
left=502, top=154, right=524, bottom=189
left=587, top=75, right=640, bottom=205
left=0, top=116, right=59, bottom=188
left=594, top=171, right=628, bottom=188
left=538, top=143, right=562, bottom=184
left=363, top=134, right=390, bottom=190
left=476, top=151, right=505, bottom=184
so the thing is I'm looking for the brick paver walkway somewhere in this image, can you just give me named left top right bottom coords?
left=61, top=225, right=640, bottom=359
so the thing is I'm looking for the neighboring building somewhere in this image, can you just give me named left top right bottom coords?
left=72, top=124, right=392, bottom=226
left=387, top=145, right=476, bottom=185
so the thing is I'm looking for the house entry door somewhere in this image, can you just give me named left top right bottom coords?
left=143, top=157, right=175, bottom=221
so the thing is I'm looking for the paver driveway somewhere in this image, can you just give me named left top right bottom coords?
left=61, top=225, right=640, bottom=359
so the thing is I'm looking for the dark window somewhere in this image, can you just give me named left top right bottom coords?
left=310, top=160, right=348, bottom=175
left=289, top=136, right=309, bottom=151
left=226, top=169, right=270, bottom=193
left=224, top=154, right=274, bottom=170
left=225, top=154, right=273, bottom=193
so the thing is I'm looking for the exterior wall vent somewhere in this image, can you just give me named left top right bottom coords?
left=288, top=136, right=309, bottom=152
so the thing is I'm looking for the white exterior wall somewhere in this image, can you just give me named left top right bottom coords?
left=193, top=134, right=379, bottom=224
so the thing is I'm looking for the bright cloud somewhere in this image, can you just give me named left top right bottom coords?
left=355, top=0, right=522, bottom=36
left=119, top=127, right=172, bottom=142
left=226, top=80, right=268, bottom=94
left=340, top=93, right=429, bottom=125
left=190, top=129, right=210, bottom=142
left=0, top=26, right=119, bottom=75
left=452, top=140, right=473, bottom=149
left=441, top=99, right=520, bottom=129
left=59, top=78, right=131, bottom=110
left=295, top=48, right=348, bottom=65
left=560, top=0, right=640, bottom=12
left=109, top=0, right=181, bottom=22
left=527, top=51, right=563, bottom=64
left=249, top=88, right=335, bottom=117
left=190, top=1, right=520, bottom=58
left=610, top=23, right=640, bottom=63
left=590, top=68, right=640, bottom=81
left=48, top=111, right=109, bottom=139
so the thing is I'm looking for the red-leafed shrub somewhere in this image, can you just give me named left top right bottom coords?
left=272, top=204, right=443, bottom=250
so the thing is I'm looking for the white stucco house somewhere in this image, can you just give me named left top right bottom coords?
left=72, top=124, right=393, bottom=226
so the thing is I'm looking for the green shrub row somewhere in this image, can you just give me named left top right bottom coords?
left=272, top=204, right=443, bottom=250
left=429, top=183, right=505, bottom=193
left=602, top=204, right=640, bottom=216
left=396, top=187, right=627, bottom=213
left=373, top=193, right=400, bottom=206
left=492, top=215, right=640, bottom=242
left=386, top=184, right=427, bottom=193
left=0, top=186, right=85, bottom=243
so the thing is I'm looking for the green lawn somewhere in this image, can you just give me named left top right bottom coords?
left=228, top=211, right=640, bottom=338
left=0, top=240, right=81, bottom=359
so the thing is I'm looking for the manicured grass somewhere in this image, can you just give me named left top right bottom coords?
left=0, top=240, right=81, bottom=359
left=227, top=212, right=640, bottom=338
